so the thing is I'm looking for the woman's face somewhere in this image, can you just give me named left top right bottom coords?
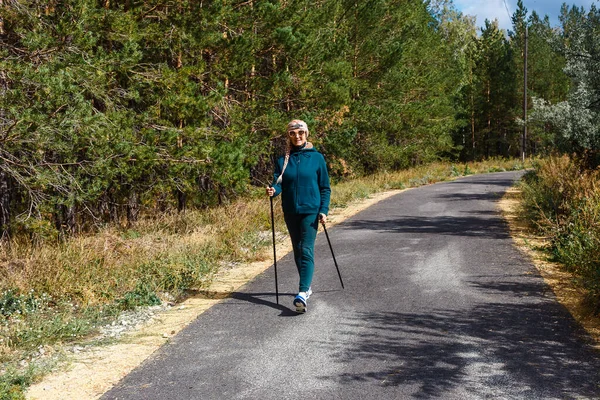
left=288, top=128, right=307, bottom=147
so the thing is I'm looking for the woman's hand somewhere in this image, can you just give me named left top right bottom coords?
left=266, top=187, right=275, bottom=197
left=319, top=213, right=327, bottom=224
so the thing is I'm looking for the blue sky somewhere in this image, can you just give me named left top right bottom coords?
left=454, top=0, right=597, bottom=31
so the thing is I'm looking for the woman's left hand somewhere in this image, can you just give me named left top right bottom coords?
left=319, top=213, right=327, bottom=224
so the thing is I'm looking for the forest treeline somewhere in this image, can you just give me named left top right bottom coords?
left=0, top=0, right=599, bottom=240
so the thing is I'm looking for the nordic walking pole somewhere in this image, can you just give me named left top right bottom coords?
left=321, top=221, right=345, bottom=289
left=269, top=190, right=279, bottom=304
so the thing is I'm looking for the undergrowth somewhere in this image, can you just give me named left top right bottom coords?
left=518, top=155, right=600, bottom=310
left=0, top=158, right=526, bottom=397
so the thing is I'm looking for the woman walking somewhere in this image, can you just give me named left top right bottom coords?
left=266, top=120, right=331, bottom=313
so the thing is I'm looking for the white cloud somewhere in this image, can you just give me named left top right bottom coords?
left=455, top=0, right=513, bottom=31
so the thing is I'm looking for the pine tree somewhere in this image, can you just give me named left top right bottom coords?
left=471, top=19, right=517, bottom=159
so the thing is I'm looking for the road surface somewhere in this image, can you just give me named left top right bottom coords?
left=102, top=171, right=600, bottom=399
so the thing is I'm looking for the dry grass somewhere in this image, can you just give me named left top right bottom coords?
left=0, top=198, right=280, bottom=307
left=519, top=155, right=600, bottom=307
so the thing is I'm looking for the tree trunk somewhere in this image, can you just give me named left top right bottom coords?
left=178, top=120, right=183, bottom=148
left=250, top=1, right=256, bottom=101
left=127, top=190, right=139, bottom=226
left=55, top=203, right=76, bottom=237
left=0, top=0, right=5, bottom=35
left=0, top=171, right=10, bottom=240
left=471, top=105, right=475, bottom=152
left=353, top=2, right=358, bottom=79
left=66, top=204, right=76, bottom=235
left=177, top=190, right=187, bottom=212
left=486, top=82, right=491, bottom=158
left=176, top=52, right=182, bottom=69
left=109, top=194, right=118, bottom=224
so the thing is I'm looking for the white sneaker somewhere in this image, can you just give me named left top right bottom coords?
left=293, top=288, right=312, bottom=313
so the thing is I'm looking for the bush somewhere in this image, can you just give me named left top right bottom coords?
left=519, top=155, right=600, bottom=308
left=116, top=283, right=161, bottom=311
left=0, top=290, right=51, bottom=319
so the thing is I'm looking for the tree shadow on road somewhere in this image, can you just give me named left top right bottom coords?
left=343, top=215, right=511, bottom=240
left=318, top=281, right=600, bottom=398
left=434, top=192, right=505, bottom=202
left=447, top=176, right=523, bottom=187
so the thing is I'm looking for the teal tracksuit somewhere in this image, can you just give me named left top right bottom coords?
left=271, top=144, right=331, bottom=292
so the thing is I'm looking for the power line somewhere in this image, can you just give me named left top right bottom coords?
left=502, top=0, right=512, bottom=20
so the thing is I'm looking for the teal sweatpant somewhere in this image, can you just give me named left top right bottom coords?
left=284, top=213, right=319, bottom=293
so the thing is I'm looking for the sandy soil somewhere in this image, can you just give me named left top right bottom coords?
left=26, top=189, right=404, bottom=400
left=26, top=183, right=600, bottom=399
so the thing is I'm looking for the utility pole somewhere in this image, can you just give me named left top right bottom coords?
left=522, top=25, right=528, bottom=163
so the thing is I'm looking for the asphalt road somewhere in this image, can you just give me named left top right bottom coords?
left=102, top=171, right=600, bottom=400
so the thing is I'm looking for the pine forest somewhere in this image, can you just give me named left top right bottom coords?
left=1, top=0, right=599, bottom=239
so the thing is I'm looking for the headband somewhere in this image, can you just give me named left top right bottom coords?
left=287, top=120, right=308, bottom=134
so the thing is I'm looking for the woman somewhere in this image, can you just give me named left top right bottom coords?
left=266, top=120, right=331, bottom=313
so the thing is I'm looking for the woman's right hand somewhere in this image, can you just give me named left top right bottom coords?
left=266, top=187, right=275, bottom=197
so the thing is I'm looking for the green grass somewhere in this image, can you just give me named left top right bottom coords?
left=1, top=365, right=36, bottom=400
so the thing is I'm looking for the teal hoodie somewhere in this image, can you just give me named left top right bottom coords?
left=271, top=143, right=331, bottom=216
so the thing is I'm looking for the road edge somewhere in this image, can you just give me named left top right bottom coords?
left=498, top=186, right=600, bottom=349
